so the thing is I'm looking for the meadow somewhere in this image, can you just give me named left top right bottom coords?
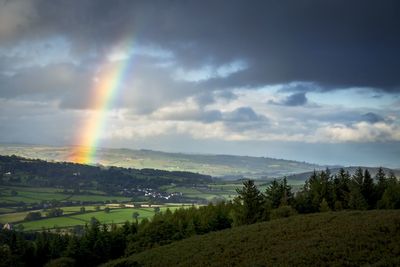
left=2, top=205, right=189, bottom=231
left=0, top=186, right=132, bottom=211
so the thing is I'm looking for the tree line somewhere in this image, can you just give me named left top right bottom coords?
left=233, top=167, right=400, bottom=225
left=1, top=167, right=399, bottom=266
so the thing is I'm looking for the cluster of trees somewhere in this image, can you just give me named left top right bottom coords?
left=295, top=167, right=400, bottom=212
left=24, top=208, right=65, bottom=222
left=0, top=203, right=233, bottom=267
left=233, top=167, right=400, bottom=225
left=1, top=167, right=399, bottom=266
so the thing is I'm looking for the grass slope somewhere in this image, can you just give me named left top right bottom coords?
left=104, top=210, right=400, bottom=267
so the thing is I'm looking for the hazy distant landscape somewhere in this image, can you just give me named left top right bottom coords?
left=0, top=144, right=326, bottom=179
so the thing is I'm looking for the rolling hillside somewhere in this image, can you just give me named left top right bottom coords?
left=0, top=144, right=324, bottom=179
left=104, top=210, right=400, bottom=267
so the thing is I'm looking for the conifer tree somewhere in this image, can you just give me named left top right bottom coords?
left=333, top=168, right=350, bottom=209
left=375, top=167, right=387, bottom=201
left=265, top=180, right=282, bottom=208
left=233, top=180, right=264, bottom=225
left=362, top=169, right=376, bottom=209
left=349, top=168, right=368, bottom=210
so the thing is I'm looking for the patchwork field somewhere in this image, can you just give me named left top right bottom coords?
left=1, top=205, right=192, bottom=231
left=0, top=186, right=132, bottom=208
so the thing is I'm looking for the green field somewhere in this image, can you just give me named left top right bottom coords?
left=0, top=210, right=33, bottom=224
left=0, top=205, right=113, bottom=224
left=0, top=179, right=302, bottom=231
left=14, top=206, right=184, bottom=231
left=104, top=210, right=400, bottom=267
left=0, top=186, right=132, bottom=207
left=0, top=181, right=238, bottom=231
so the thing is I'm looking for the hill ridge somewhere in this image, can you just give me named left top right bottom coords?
left=0, top=143, right=326, bottom=179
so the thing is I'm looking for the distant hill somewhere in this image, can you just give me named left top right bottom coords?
left=0, top=155, right=213, bottom=197
left=104, top=210, right=400, bottom=267
left=0, top=144, right=326, bottom=179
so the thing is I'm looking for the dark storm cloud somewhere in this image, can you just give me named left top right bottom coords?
left=2, top=0, right=400, bottom=93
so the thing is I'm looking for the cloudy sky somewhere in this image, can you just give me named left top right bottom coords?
left=0, top=0, right=399, bottom=167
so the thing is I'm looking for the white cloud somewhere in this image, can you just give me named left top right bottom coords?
left=315, top=122, right=400, bottom=143
left=173, top=59, right=247, bottom=82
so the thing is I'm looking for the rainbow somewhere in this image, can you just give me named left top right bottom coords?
left=69, top=40, right=134, bottom=164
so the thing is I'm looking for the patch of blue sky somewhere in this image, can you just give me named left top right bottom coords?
left=307, top=88, right=395, bottom=109
left=0, top=36, right=75, bottom=68
left=173, top=59, right=247, bottom=82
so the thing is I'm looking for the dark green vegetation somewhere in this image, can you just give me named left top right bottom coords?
left=288, top=166, right=400, bottom=183
left=0, top=144, right=324, bottom=179
left=0, top=203, right=233, bottom=267
left=0, top=155, right=212, bottom=195
left=0, top=154, right=213, bottom=208
left=0, top=155, right=267, bottom=231
left=0, top=154, right=219, bottom=230
left=105, top=210, right=400, bottom=267
left=1, top=166, right=399, bottom=266
left=1, top=206, right=184, bottom=231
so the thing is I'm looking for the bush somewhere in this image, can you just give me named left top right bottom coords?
left=319, top=198, right=331, bottom=212
left=270, top=205, right=297, bottom=220
left=44, top=257, right=75, bottom=267
left=46, top=208, right=63, bottom=217
left=24, top=211, right=42, bottom=221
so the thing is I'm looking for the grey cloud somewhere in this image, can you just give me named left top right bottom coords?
left=0, top=54, right=199, bottom=112
left=0, top=63, right=92, bottom=101
left=155, top=106, right=267, bottom=124
left=269, top=92, right=308, bottom=107
left=215, top=91, right=238, bottom=101
left=194, top=93, right=215, bottom=106
left=223, top=107, right=267, bottom=122
left=283, top=93, right=308, bottom=106
left=156, top=109, right=222, bottom=123
left=361, top=112, right=385, bottom=124
left=1, top=0, right=399, bottom=93
left=193, top=91, right=238, bottom=107
left=0, top=99, right=76, bottom=145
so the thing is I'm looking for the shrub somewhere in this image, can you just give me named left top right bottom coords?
left=270, top=205, right=297, bottom=220
left=24, top=211, right=42, bottom=221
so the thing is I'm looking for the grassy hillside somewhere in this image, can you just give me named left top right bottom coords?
left=104, top=210, right=400, bottom=267
left=0, top=144, right=323, bottom=179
